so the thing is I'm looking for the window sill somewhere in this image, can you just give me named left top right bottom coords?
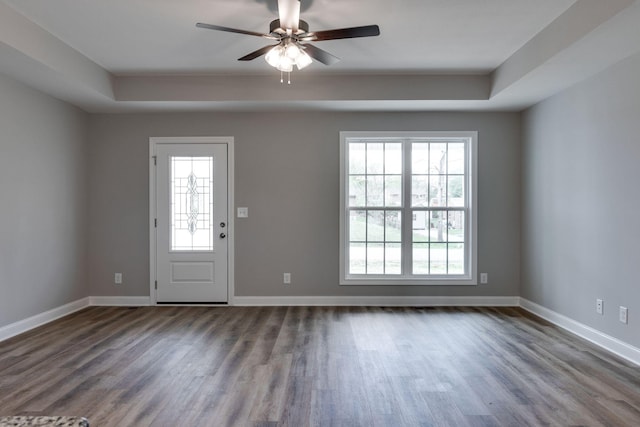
left=340, top=277, right=478, bottom=286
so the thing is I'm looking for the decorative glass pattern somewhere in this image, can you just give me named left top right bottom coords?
left=171, top=156, right=214, bottom=251
left=186, top=173, right=199, bottom=234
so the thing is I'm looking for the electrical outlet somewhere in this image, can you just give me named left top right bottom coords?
left=283, top=273, right=291, bottom=284
left=480, top=273, right=488, bottom=284
left=596, top=299, right=603, bottom=315
left=619, top=306, right=628, bottom=324
left=114, top=273, right=122, bottom=284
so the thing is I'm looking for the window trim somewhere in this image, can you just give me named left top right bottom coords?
left=339, top=131, right=478, bottom=286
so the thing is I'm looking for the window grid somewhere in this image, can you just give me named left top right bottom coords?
left=410, top=140, right=466, bottom=275
left=348, top=141, right=403, bottom=275
left=343, top=134, right=474, bottom=283
left=411, top=208, right=465, bottom=275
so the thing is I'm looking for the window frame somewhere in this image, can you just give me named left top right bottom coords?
left=339, top=131, right=478, bottom=286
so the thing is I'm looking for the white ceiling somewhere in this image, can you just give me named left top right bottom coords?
left=1, top=0, right=640, bottom=112
left=2, top=0, right=575, bottom=74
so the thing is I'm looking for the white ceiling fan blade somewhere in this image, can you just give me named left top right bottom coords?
left=278, top=0, right=300, bottom=31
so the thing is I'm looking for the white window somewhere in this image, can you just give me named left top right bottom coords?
left=340, top=132, right=478, bottom=285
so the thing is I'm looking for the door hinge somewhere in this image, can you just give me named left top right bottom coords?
left=155, top=280, right=157, bottom=290
left=154, top=218, right=157, bottom=228
left=153, top=155, right=157, bottom=165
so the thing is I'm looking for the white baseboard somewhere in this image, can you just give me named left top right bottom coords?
left=233, top=295, right=520, bottom=306
left=520, top=298, right=640, bottom=366
left=0, top=297, right=90, bottom=343
left=0, top=296, right=150, bottom=343
left=89, top=296, right=151, bottom=306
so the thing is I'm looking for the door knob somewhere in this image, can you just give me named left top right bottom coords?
left=220, top=233, right=226, bottom=239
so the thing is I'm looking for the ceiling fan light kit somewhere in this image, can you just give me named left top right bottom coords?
left=265, top=40, right=312, bottom=70
left=196, top=0, right=380, bottom=83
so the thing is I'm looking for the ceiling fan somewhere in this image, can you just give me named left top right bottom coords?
left=196, top=0, right=380, bottom=82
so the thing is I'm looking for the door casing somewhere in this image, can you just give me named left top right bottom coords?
left=149, top=136, right=235, bottom=305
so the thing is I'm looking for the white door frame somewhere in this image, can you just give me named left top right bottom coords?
left=149, top=136, right=235, bottom=305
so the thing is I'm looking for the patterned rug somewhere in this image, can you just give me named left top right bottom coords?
left=0, top=417, right=89, bottom=427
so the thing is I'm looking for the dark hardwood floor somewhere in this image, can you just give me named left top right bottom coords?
left=0, top=306, right=639, bottom=426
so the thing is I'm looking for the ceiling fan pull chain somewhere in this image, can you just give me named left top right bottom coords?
left=288, top=72, right=291, bottom=85
left=280, top=70, right=284, bottom=84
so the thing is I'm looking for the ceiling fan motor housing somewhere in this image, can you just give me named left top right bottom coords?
left=270, top=19, right=309, bottom=35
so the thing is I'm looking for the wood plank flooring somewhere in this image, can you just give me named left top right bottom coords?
left=1, top=306, right=639, bottom=426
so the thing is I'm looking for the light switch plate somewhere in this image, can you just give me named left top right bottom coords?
left=620, top=306, right=628, bottom=324
left=237, top=207, right=248, bottom=218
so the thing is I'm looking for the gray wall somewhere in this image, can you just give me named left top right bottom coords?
left=88, top=111, right=521, bottom=298
left=0, top=73, right=88, bottom=328
left=522, top=52, right=640, bottom=348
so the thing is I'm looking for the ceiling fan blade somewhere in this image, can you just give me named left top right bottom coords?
left=307, top=25, right=380, bottom=41
left=238, top=45, right=278, bottom=61
left=301, top=44, right=340, bottom=66
left=278, top=0, right=301, bottom=31
left=196, top=22, right=276, bottom=39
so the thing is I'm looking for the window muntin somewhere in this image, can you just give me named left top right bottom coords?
left=410, top=140, right=466, bottom=275
left=347, top=142, right=403, bottom=274
left=340, top=132, right=477, bottom=285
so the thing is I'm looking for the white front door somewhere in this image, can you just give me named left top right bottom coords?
left=153, top=140, right=229, bottom=303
